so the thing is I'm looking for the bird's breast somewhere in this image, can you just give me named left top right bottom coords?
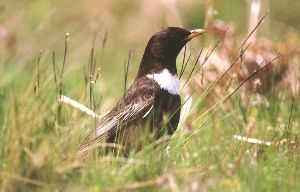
left=146, top=69, right=180, bottom=95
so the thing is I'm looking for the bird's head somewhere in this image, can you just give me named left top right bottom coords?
left=138, top=27, right=206, bottom=76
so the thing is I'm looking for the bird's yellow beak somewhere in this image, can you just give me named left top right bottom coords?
left=184, top=29, right=207, bottom=42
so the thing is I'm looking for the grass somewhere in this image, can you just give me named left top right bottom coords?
left=1, top=0, right=300, bottom=191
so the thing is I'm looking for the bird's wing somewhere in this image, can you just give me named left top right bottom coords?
left=78, top=77, right=158, bottom=153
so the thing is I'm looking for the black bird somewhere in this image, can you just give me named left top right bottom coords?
left=79, top=27, right=206, bottom=153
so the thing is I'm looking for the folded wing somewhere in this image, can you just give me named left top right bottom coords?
left=78, top=77, right=158, bottom=153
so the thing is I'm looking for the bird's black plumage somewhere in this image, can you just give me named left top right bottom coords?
left=79, top=27, right=206, bottom=153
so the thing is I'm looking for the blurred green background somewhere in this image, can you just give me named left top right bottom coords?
left=0, top=0, right=299, bottom=191
left=1, top=0, right=299, bottom=99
